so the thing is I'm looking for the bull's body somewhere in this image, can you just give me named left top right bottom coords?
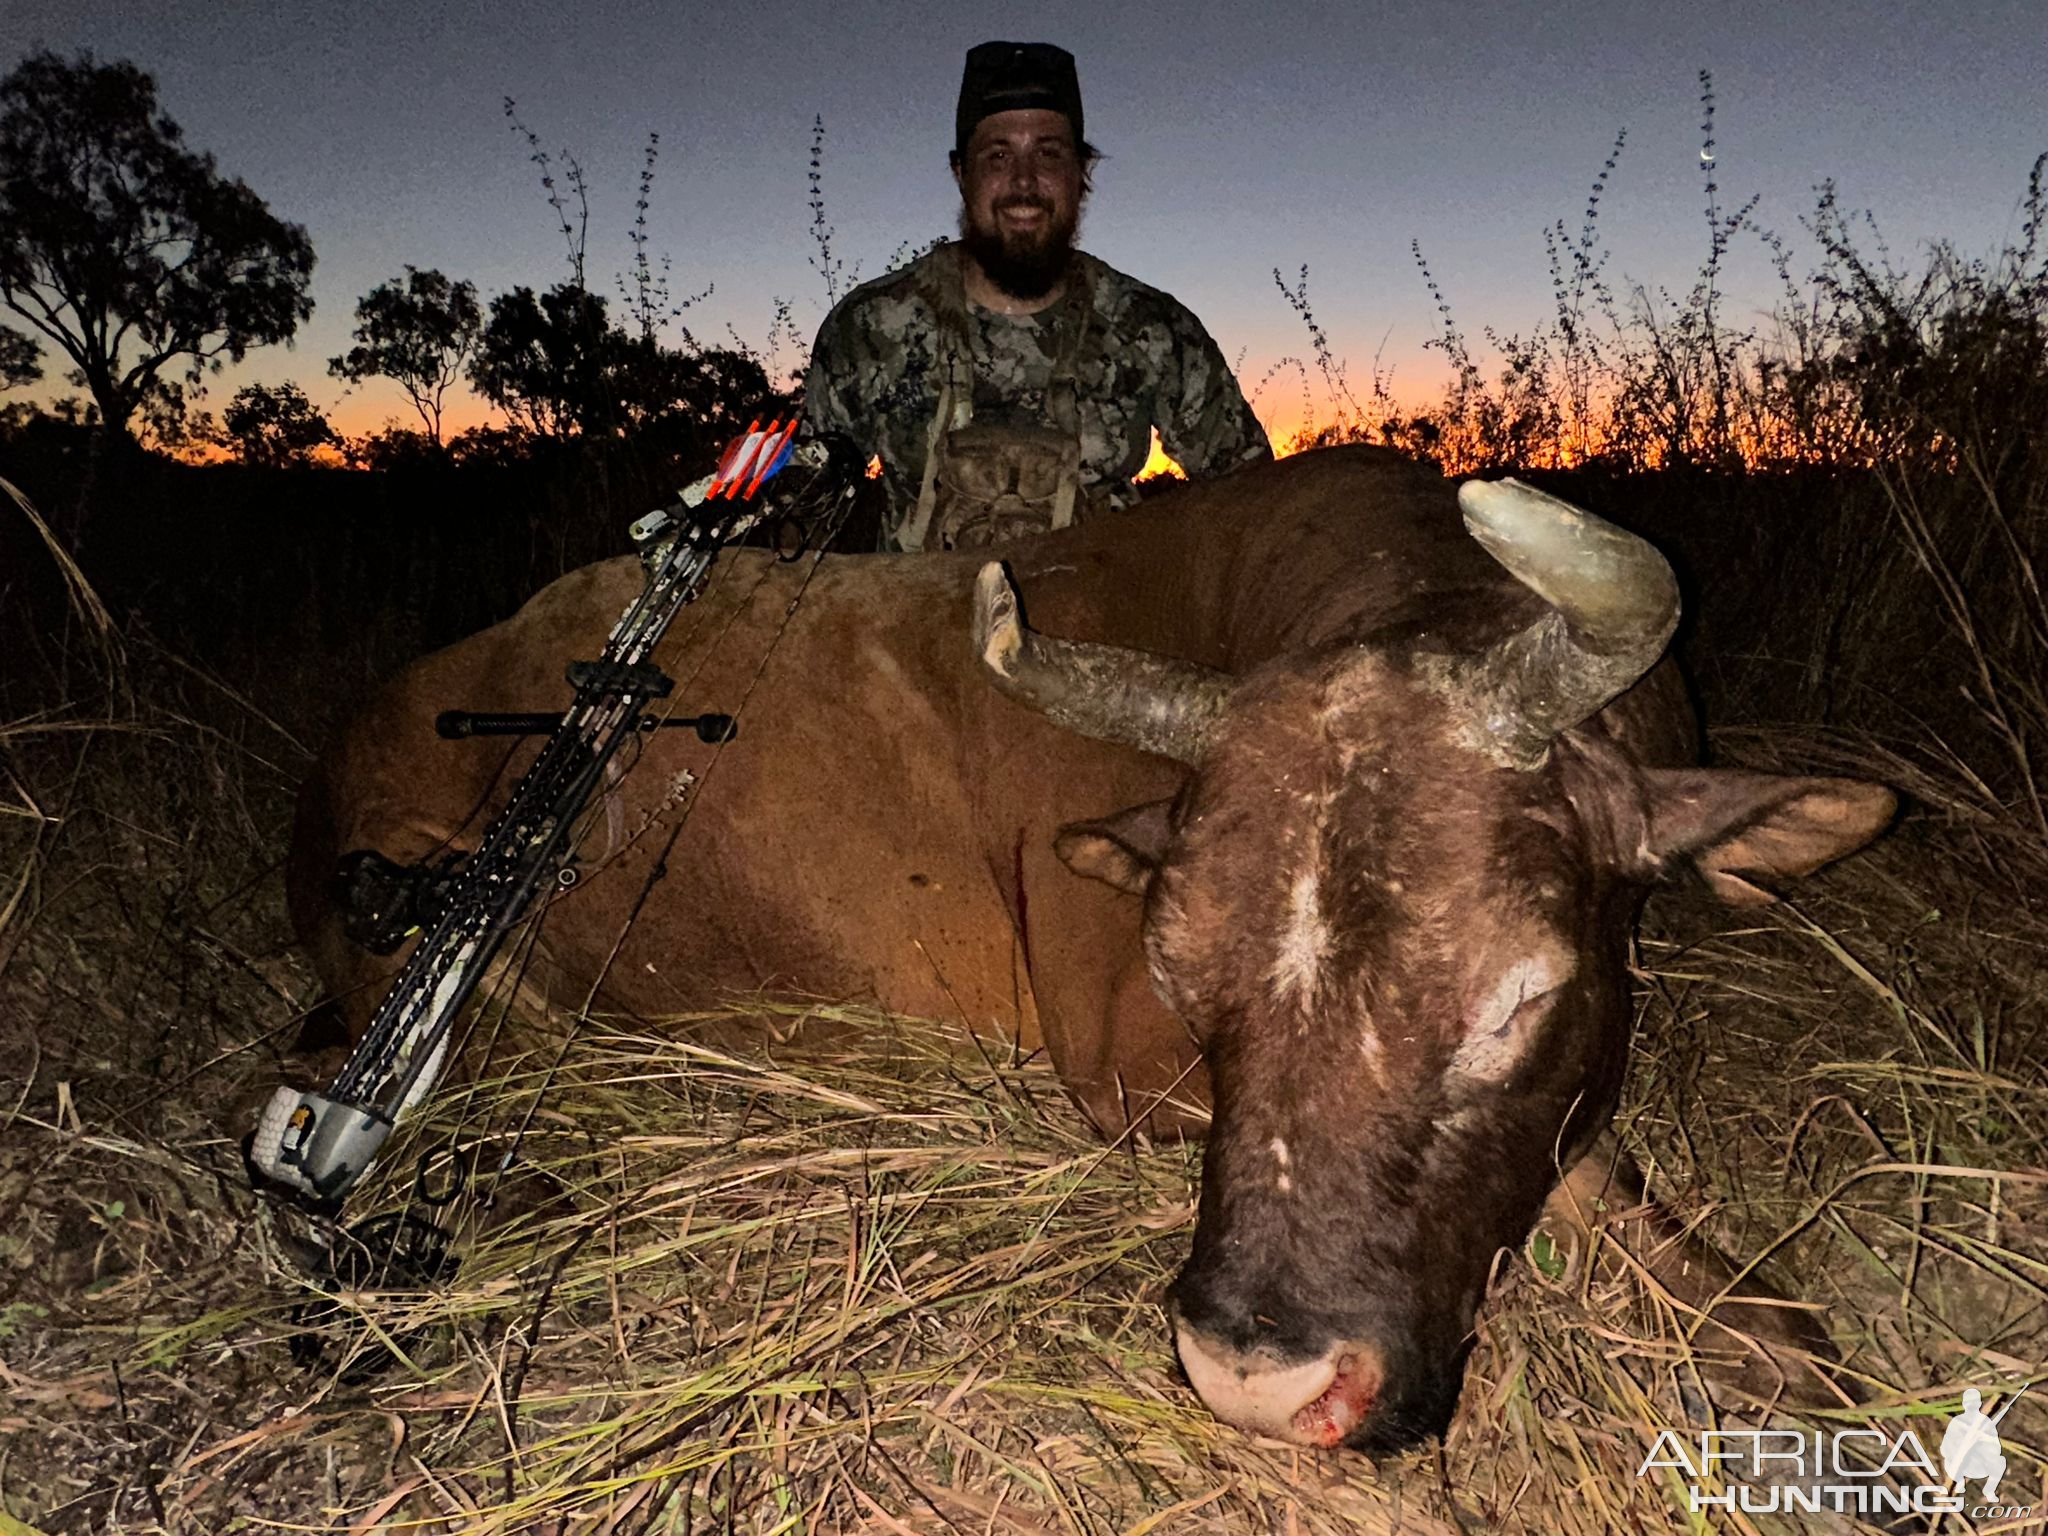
left=300, top=448, right=1590, bottom=1125
left=294, top=445, right=1890, bottom=1450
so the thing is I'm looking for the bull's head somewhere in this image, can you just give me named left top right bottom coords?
left=972, top=479, right=1895, bottom=1453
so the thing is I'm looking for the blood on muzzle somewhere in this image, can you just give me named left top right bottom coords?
left=1173, top=1324, right=1386, bottom=1448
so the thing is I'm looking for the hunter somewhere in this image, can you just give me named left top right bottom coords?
left=803, top=41, right=1273, bottom=551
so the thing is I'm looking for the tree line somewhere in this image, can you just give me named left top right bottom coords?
left=0, top=49, right=790, bottom=470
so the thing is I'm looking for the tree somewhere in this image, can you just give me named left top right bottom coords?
left=218, top=381, right=338, bottom=467
left=348, top=422, right=445, bottom=473
left=328, top=267, right=482, bottom=445
left=467, top=283, right=615, bottom=438
left=0, top=326, right=39, bottom=390
left=468, top=282, right=778, bottom=450
left=0, top=51, right=315, bottom=444
left=446, top=422, right=535, bottom=468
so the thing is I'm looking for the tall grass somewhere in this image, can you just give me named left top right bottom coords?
left=1294, top=78, right=2048, bottom=486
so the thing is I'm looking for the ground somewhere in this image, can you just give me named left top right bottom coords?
left=2, top=463, right=2045, bottom=1534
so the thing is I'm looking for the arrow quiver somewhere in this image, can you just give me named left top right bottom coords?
left=249, top=425, right=844, bottom=1208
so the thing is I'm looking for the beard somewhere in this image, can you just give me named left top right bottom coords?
left=959, top=197, right=1079, bottom=301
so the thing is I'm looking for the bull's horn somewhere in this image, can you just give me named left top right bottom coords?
left=972, top=562, right=1233, bottom=764
left=1454, top=478, right=1681, bottom=767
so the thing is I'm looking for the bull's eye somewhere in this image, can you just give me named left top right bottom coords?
left=1450, top=958, right=1566, bottom=1082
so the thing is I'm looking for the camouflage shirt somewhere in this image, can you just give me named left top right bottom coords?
left=803, top=242, right=1272, bottom=550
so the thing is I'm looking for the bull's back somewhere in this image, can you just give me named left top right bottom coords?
left=995, top=445, right=1531, bottom=669
left=292, top=545, right=1064, bottom=1042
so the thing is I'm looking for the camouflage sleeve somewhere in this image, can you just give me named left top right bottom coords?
left=800, top=285, right=926, bottom=546
left=801, top=299, right=867, bottom=447
left=1158, top=304, right=1274, bottom=479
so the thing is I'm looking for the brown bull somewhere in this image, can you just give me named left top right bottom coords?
left=291, top=445, right=1895, bottom=1453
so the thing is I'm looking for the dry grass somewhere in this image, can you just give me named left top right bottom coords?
left=3, top=555, right=2047, bottom=1536
left=5, top=785, right=2047, bottom=1535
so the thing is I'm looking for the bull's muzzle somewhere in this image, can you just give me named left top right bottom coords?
left=1174, top=1323, right=1387, bottom=1448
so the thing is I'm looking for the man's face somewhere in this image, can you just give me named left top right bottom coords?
left=954, top=108, right=1083, bottom=300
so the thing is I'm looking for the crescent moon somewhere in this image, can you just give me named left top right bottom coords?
left=1700, top=150, right=1715, bottom=163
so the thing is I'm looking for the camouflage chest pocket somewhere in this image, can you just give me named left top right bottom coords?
left=932, top=422, right=1083, bottom=549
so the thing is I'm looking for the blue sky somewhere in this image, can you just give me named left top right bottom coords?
left=4, top=0, right=2044, bottom=438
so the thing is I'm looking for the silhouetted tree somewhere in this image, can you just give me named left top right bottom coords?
left=468, top=283, right=614, bottom=438
left=469, top=281, right=779, bottom=455
left=0, top=326, right=38, bottom=390
left=0, top=396, right=95, bottom=453
left=609, top=331, right=774, bottom=445
left=328, top=267, right=482, bottom=445
left=446, top=422, right=536, bottom=467
left=0, top=51, right=315, bottom=444
left=218, top=382, right=338, bottom=467
left=348, top=423, right=445, bottom=473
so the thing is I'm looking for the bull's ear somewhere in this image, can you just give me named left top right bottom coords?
left=1638, top=769, right=1898, bottom=904
left=1054, top=799, right=1175, bottom=895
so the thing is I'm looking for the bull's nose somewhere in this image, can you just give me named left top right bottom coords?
left=1175, top=1324, right=1384, bottom=1448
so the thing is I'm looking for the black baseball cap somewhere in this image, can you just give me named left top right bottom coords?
left=955, top=42, right=1083, bottom=156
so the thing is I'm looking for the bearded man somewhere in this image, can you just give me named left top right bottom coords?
left=803, top=41, right=1273, bottom=551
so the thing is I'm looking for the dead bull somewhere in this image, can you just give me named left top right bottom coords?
left=290, top=445, right=1894, bottom=1452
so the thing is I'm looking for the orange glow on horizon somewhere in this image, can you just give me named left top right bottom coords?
left=1139, top=414, right=1324, bottom=479
left=324, top=391, right=498, bottom=442
left=198, top=384, right=1331, bottom=474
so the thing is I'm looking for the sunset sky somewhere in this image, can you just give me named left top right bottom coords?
left=3, top=0, right=2044, bottom=446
